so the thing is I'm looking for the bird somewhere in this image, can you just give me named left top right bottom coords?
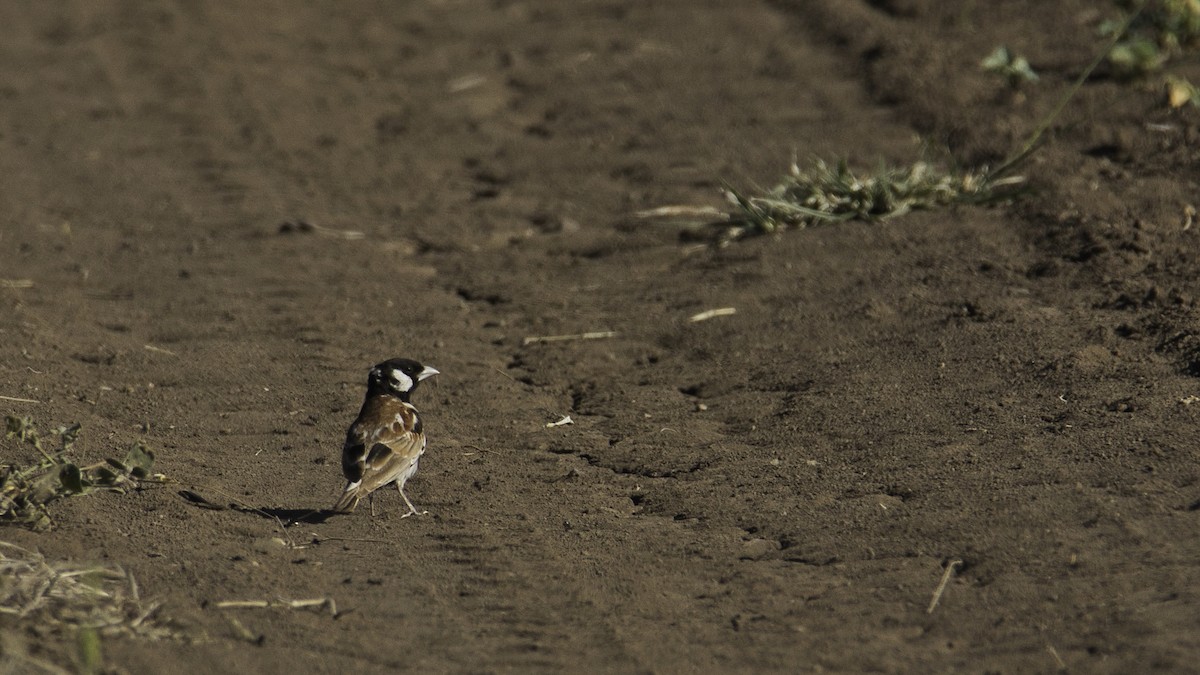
left=332, top=357, right=439, bottom=517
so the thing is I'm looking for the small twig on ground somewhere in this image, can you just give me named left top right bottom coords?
left=225, top=614, right=260, bottom=643
left=523, top=331, right=616, bottom=346
left=282, top=598, right=337, bottom=615
left=278, top=220, right=364, bottom=240
left=1046, top=644, right=1068, bottom=671
left=215, top=597, right=339, bottom=617
left=310, top=534, right=390, bottom=545
left=0, top=279, right=34, bottom=289
left=214, top=600, right=271, bottom=609
left=635, top=205, right=728, bottom=220
left=546, top=415, right=573, bottom=428
left=459, top=443, right=498, bottom=459
left=689, top=307, right=737, bottom=322
left=926, top=559, right=963, bottom=614
left=486, top=366, right=519, bottom=383
left=447, top=73, right=487, bottom=93
left=143, top=344, right=177, bottom=356
left=0, top=395, right=40, bottom=404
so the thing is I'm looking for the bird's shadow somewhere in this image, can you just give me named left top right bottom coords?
left=237, top=505, right=339, bottom=526
left=177, top=489, right=339, bottom=525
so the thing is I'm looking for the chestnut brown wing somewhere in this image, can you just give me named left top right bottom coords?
left=341, top=398, right=425, bottom=492
left=356, top=430, right=425, bottom=494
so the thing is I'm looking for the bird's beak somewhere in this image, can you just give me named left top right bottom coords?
left=418, top=366, right=440, bottom=381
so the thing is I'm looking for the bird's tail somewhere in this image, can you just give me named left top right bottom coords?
left=332, top=484, right=363, bottom=514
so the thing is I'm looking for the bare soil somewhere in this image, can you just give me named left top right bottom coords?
left=2, top=1, right=1200, bottom=672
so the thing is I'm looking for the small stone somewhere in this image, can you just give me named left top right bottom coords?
left=741, top=538, right=781, bottom=560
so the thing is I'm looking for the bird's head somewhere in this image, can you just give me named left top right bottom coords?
left=368, top=358, right=439, bottom=400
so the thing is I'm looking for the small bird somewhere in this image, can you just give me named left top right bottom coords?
left=333, top=358, right=439, bottom=517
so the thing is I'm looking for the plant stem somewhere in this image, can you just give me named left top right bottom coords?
left=988, top=3, right=1145, bottom=180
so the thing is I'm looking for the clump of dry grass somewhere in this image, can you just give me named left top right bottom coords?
left=0, top=542, right=178, bottom=640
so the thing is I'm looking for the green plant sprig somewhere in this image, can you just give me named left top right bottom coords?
left=981, top=46, right=1040, bottom=88
left=1106, top=0, right=1200, bottom=75
left=2, top=416, right=160, bottom=530
left=715, top=158, right=1025, bottom=245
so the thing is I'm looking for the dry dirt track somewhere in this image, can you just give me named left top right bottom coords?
left=2, top=1, right=1200, bottom=672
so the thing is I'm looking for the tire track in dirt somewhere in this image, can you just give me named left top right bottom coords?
left=427, top=259, right=908, bottom=671
left=235, top=518, right=640, bottom=672
left=374, top=517, right=641, bottom=671
left=284, top=361, right=678, bottom=671
left=83, top=0, right=281, bottom=222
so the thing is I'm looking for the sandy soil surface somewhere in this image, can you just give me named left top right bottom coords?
left=2, top=1, right=1199, bottom=672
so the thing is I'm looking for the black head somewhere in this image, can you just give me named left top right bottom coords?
left=366, top=358, right=439, bottom=401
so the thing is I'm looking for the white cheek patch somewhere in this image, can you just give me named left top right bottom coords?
left=391, top=369, right=414, bottom=392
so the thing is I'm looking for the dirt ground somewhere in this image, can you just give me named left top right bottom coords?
left=2, top=0, right=1200, bottom=672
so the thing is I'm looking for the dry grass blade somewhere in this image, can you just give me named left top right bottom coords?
left=215, top=597, right=339, bottom=617
left=927, top=559, right=963, bottom=614
left=689, top=307, right=737, bottom=322
left=214, top=600, right=271, bottom=609
left=634, top=205, right=728, bottom=220
left=143, top=344, right=177, bottom=356
left=0, top=542, right=178, bottom=639
left=522, top=331, right=617, bottom=345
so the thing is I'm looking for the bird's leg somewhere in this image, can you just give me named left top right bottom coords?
left=397, top=483, right=428, bottom=518
left=368, top=492, right=376, bottom=518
